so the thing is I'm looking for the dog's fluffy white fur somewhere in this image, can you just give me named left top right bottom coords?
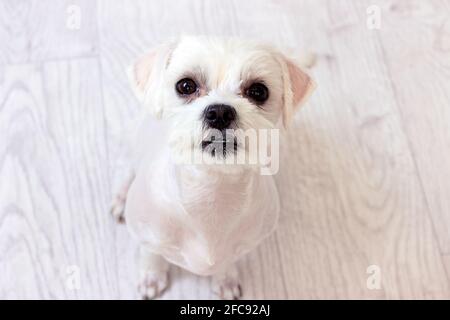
left=111, top=36, right=314, bottom=299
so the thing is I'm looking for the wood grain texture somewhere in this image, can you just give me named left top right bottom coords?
left=0, top=0, right=449, bottom=299
left=0, top=59, right=118, bottom=299
left=0, top=0, right=98, bottom=65
left=280, top=0, right=449, bottom=299
left=373, top=0, right=450, bottom=254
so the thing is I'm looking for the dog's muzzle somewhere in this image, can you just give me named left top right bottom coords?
left=201, top=135, right=238, bottom=157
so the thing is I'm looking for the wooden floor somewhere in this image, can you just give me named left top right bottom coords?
left=1, top=0, right=450, bottom=299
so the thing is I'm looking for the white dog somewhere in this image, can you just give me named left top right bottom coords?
left=111, top=36, right=314, bottom=299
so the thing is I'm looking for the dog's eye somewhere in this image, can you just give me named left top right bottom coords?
left=245, top=83, right=269, bottom=104
left=176, top=78, right=198, bottom=95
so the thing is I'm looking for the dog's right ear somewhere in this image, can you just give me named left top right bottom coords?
left=128, top=42, right=176, bottom=118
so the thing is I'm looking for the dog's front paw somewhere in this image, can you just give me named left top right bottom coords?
left=138, top=271, right=169, bottom=300
left=110, top=195, right=126, bottom=224
left=212, top=272, right=242, bottom=300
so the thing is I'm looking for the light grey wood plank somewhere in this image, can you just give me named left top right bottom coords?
left=372, top=0, right=450, bottom=254
left=270, top=0, right=449, bottom=299
left=0, top=58, right=123, bottom=299
left=0, top=0, right=98, bottom=65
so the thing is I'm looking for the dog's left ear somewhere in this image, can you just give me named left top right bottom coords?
left=128, top=42, right=176, bottom=117
left=278, top=54, right=316, bottom=128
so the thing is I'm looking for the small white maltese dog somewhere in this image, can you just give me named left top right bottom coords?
left=111, top=36, right=315, bottom=299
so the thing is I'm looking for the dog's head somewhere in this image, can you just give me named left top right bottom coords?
left=129, top=36, right=314, bottom=167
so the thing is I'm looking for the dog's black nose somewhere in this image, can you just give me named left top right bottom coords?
left=204, top=104, right=236, bottom=130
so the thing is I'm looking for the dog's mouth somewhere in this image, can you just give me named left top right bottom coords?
left=201, top=136, right=238, bottom=157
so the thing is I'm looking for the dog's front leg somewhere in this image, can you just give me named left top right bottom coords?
left=212, top=264, right=242, bottom=300
left=138, top=246, right=170, bottom=299
left=110, top=171, right=135, bottom=223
